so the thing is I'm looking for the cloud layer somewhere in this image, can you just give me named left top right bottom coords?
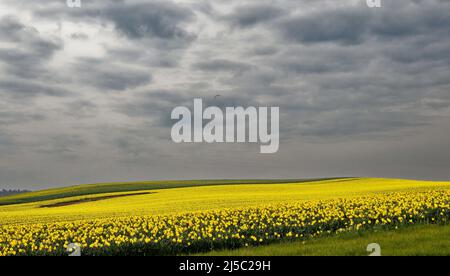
left=1, top=0, right=450, bottom=189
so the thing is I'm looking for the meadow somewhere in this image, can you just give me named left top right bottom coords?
left=201, top=224, right=450, bottom=256
left=0, top=178, right=449, bottom=256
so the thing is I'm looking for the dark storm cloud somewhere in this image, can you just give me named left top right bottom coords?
left=109, top=130, right=157, bottom=157
left=116, top=88, right=258, bottom=131
left=0, top=79, right=70, bottom=97
left=369, top=1, right=450, bottom=39
left=0, top=15, right=68, bottom=104
left=63, top=100, right=98, bottom=118
left=117, top=89, right=206, bottom=129
left=29, top=0, right=196, bottom=45
left=2, top=0, right=450, bottom=188
left=70, top=32, right=89, bottom=40
left=229, top=0, right=450, bottom=141
left=117, top=90, right=181, bottom=124
left=22, top=0, right=198, bottom=71
left=193, top=59, right=253, bottom=74
left=275, top=46, right=369, bottom=75
left=298, top=110, right=431, bottom=137
left=0, top=111, right=45, bottom=126
left=248, top=46, right=279, bottom=57
left=0, top=16, right=62, bottom=79
left=224, top=4, right=286, bottom=28
left=0, top=130, right=14, bottom=150
left=103, top=2, right=196, bottom=41
left=278, top=7, right=369, bottom=45
left=32, top=134, right=88, bottom=158
left=72, top=58, right=152, bottom=91
left=277, top=0, right=450, bottom=45
left=105, top=45, right=182, bottom=68
left=0, top=15, right=26, bottom=40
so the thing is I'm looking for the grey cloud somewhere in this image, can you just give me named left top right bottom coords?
left=0, top=79, right=70, bottom=98
left=0, top=15, right=27, bottom=41
left=117, top=89, right=195, bottom=128
left=1, top=0, right=450, bottom=188
left=63, top=100, right=98, bottom=118
left=0, top=129, right=14, bottom=151
left=34, top=134, right=88, bottom=157
left=95, top=124, right=166, bottom=159
left=0, top=16, right=62, bottom=79
left=0, top=111, right=45, bottom=126
left=111, top=133, right=153, bottom=157
left=193, top=59, right=253, bottom=74
left=369, top=1, right=450, bottom=39
left=118, top=88, right=267, bottom=132
left=72, top=58, right=152, bottom=91
left=423, top=99, right=450, bottom=110
left=106, top=46, right=182, bottom=68
left=0, top=15, right=67, bottom=107
left=104, top=2, right=196, bottom=41
left=249, top=46, right=279, bottom=57
left=225, top=4, right=286, bottom=28
left=298, top=110, right=431, bottom=138
left=278, top=7, right=369, bottom=45
left=30, top=0, right=196, bottom=46
left=276, top=47, right=369, bottom=75
left=70, top=32, right=89, bottom=40
left=277, top=0, right=450, bottom=45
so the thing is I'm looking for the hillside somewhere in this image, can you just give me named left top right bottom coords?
left=1, top=178, right=449, bottom=226
left=1, top=177, right=449, bottom=256
left=0, top=178, right=337, bottom=206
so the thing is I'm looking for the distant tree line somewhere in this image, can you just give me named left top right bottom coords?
left=0, top=189, right=31, bottom=197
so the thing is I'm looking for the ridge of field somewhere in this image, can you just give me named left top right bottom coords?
left=1, top=178, right=449, bottom=226
left=0, top=178, right=340, bottom=206
left=199, top=224, right=450, bottom=256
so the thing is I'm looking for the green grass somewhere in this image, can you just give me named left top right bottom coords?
left=0, top=178, right=341, bottom=206
left=200, top=224, right=450, bottom=256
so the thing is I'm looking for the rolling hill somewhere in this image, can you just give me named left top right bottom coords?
left=1, top=177, right=449, bottom=256
left=1, top=178, right=449, bottom=226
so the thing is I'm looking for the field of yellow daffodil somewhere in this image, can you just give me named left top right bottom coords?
left=1, top=189, right=449, bottom=256
left=2, top=178, right=450, bottom=226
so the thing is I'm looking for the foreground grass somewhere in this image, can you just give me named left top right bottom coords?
left=200, top=224, right=450, bottom=256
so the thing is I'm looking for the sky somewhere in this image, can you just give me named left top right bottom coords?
left=1, top=0, right=450, bottom=190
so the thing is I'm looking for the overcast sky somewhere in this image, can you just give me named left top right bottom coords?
left=1, top=0, right=450, bottom=189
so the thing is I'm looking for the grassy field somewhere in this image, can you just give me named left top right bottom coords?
left=200, top=224, right=450, bottom=256
left=0, top=178, right=449, bottom=256
left=1, top=178, right=450, bottom=225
